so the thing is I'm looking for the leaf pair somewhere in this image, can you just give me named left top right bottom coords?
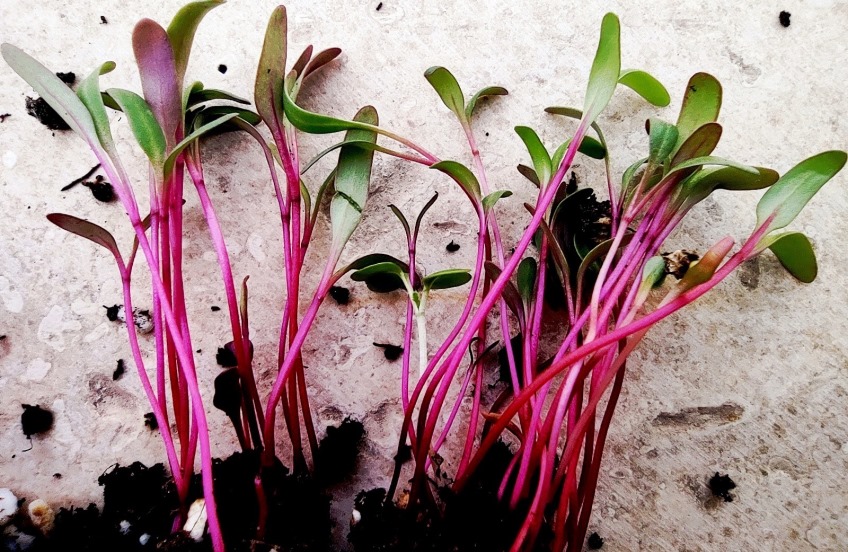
left=423, top=66, right=508, bottom=125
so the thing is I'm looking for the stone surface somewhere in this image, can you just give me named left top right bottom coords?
left=1, top=1, right=847, bottom=550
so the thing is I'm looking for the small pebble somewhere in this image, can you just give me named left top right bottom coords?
left=184, top=498, right=207, bottom=542
left=0, top=488, right=18, bottom=526
left=28, top=499, right=55, bottom=534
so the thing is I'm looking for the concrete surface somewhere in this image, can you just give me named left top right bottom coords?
left=1, top=0, right=847, bottom=550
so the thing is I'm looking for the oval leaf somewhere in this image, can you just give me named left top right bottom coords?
left=760, top=232, right=817, bottom=283
left=619, top=69, right=671, bottom=107
left=515, top=126, right=552, bottom=185
left=671, top=122, right=722, bottom=167
left=133, top=19, right=181, bottom=146
left=482, top=190, right=513, bottom=213
left=430, top=160, right=481, bottom=202
left=107, top=88, right=167, bottom=167
left=166, top=0, right=224, bottom=84
left=466, top=86, right=508, bottom=120
left=424, top=66, right=465, bottom=122
left=1, top=44, right=99, bottom=145
left=517, top=257, right=537, bottom=303
left=675, top=72, right=722, bottom=151
left=646, top=118, right=678, bottom=165
left=582, top=13, right=621, bottom=125
left=756, top=151, right=847, bottom=232
left=77, top=62, right=118, bottom=154
left=423, top=268, right=472, bottom=291
left=330, top=106, right=379, bottom=251
left=47, top=213, right=121, bottom=260
left=254, top=6, right=287, bottom=136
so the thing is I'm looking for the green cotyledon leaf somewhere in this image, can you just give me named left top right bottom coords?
left=330, top=106, right=379, bottom=253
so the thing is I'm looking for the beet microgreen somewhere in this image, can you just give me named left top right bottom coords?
left=3, top=4, right=844, bottom=551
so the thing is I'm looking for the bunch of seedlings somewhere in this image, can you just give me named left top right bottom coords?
left=2, top=2, right=844, bottom=551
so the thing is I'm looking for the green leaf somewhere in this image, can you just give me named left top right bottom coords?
left=77, top=62, right=117, bottom=155
left=482, top=190, right=513, bottom=213
left=618, top=69, right=670, bottom=107
left=756, top=151, right=847, bottom=232
left=191, top=106, right=261, bottom=133
left=515, top=126, right=552, bottom=185
left=646, top=118, right=678, bottom=165
left=389, top=205, right=411, bottom=242
left=341, top=253, right=409, bottom=274
left=423, top=268, right=472, bottom=291
left=254, top=6, right=287, bottom=136
left=47, top=213, right=121, bottom=260
left=671, top=122, right=722, bottom=166
left=430, top=160, right=482, bottom=202
left=282, top=79, right=374, bottom=134
left=675, top=73, right=722, bottom=151
left=517, top=164, right=541, bottom=186
left=188, top=87, right=251, bottom=107
left=465, top=86, right=508, bottom=120
left=301, top=139, right=411, bottom=174
left=576, top=233, right=634, bottom=288
left=350, top=260, right=408, bottom=293
left=679, top=166, right=778, bottom=206
left=166, top=0, right=224, bottom=85
left=517, top=257, right=537, bottom=303
left=107, top=88, right=167, bottom=167
left=759, top=232, right=817, bottom=283
left=670, top=155, right=758, bottom=176
left=641, top=256, right=667, bottom=289
left=424, top=66, right=465, bottom=122
left=1, top=44, right=99, bottom=146
left=330, top=106, right=379, bottom=251
left=163, top=112, right=239, bottom=176
left=413, top=192, right=440, bottom=241
left=582, top=13, right=621, bottom=125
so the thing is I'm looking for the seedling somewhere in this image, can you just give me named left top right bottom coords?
left=3, top=3, right=844, bottom=551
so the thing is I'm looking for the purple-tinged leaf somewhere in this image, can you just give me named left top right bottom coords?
left=675, top=73, right=722, bottom=152
left=671, top=122, right=722, bottom=167
left=255, top=6, right=287, bottom=138
left=47, top=213, right=121, bottom=260
left=515, top=126, right=552, bottom=185
left=303, top=47, right=341, bottom=80
left=133, top=18, right=182, bottom=146
left=291, top=45, right=314, bottom=80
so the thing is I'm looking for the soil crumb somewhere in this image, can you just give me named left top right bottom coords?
left=330, top=285, right=351, bottom=305
left=216, top=345, right=238, bottom=368
left=446, top=240, right=460, bottom=252
left=0, top=113, right=10, bottom=123
left=587, top=531, right=605, bottom=549
left=112, top=359, right=125, bottom=381
left=143, top=412, right=158, bottom=431
left=373, top=342, right=402, bottom=361
left=55, top=72, right=76, bottom=85
left=779, top=11, right=791, bottom=27
left=21, top=404, right=54, bottom=437
left=210, top=305, right=221, bottom=312
left=100, top=15, right=108, bottom=24
left=217, top=64, right=227, bottom=74
left=708, top=472, right=737, bottom=502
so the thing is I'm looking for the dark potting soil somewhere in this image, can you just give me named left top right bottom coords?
left=445, top=240, right=460, bottom=253
left=25, top=96, right=70, bottom=131
left=84, top=175, right=115, bottom=202
left=779, top=11, right=791, bottom=27
left=349, top=441, right=552, bottom=552
left=216, top=345, right=238, bottom=368
left=14, top=414, right=375, bottom=551
left=315, top=417, right=365, bottom=484
left=372, top=342, right=403, bottom=361
left=112, top=359, right=126, bottom=381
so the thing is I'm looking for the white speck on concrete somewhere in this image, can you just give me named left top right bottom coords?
left=21, top=358, right=51, bottom=382
left=247, top=233, right=266, bottom=262
left=2, top=151, right=17, bottom=168
left=36, top=305, right=81, bottom=351
left=0, top=275, right=24, bottom=313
